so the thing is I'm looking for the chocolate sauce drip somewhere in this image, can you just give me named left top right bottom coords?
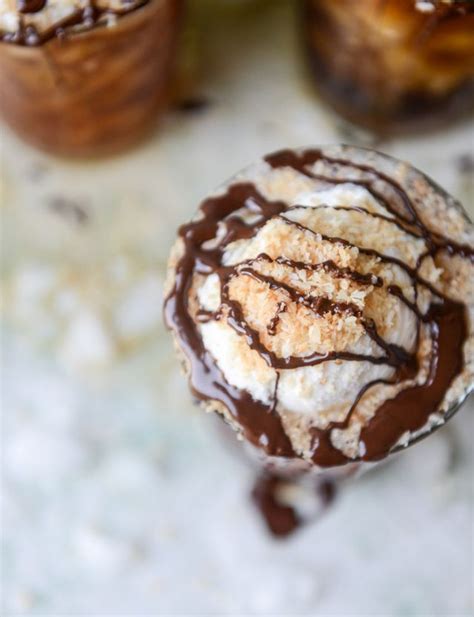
left=359, top=299, right=466, bottom=460
left=165, top=149, right=472, bottom=468
left=252, top=473, right=337, bottom=537
left=165, top=184, right=294, bottom=458
left=318, top=478, right=337, bottom=506
left=251, top=474, right=300, bottom=537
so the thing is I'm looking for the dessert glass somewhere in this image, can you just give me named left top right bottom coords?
left=164, top=145, right=474, bottom=536
left=0, top=0, right=182, bottom=157
left=303, top=0, right=474, bottom=132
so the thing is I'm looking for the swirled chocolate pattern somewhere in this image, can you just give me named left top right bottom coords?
left=164, top=146, right=473, bottom=468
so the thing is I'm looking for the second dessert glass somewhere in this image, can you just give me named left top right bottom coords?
left=0, top=0, right=183, bottom=156
left=303, top=0, right=474, bottom=133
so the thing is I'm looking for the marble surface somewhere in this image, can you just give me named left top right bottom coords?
left=1, top=1, right=473, bottom=614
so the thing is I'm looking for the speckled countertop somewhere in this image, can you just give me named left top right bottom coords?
left=1, top=1, right=473, bottom=615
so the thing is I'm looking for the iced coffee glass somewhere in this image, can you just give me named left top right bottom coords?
left=164, top=145, right=474, bottom=536
left=0, top=0, right=182, bottom=156
left=303, top=0, right=474, bottom=132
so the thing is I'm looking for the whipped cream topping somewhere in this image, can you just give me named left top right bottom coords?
left=165, top=146, right=474, bottom=468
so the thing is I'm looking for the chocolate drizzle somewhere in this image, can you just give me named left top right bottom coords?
left=17, top=0, right=46, bottom=14
left=164, top=148, right=473, bottom=467
left=267, top=301, right=287, bottom=336
left=3, top=0, right=149, bottom=45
